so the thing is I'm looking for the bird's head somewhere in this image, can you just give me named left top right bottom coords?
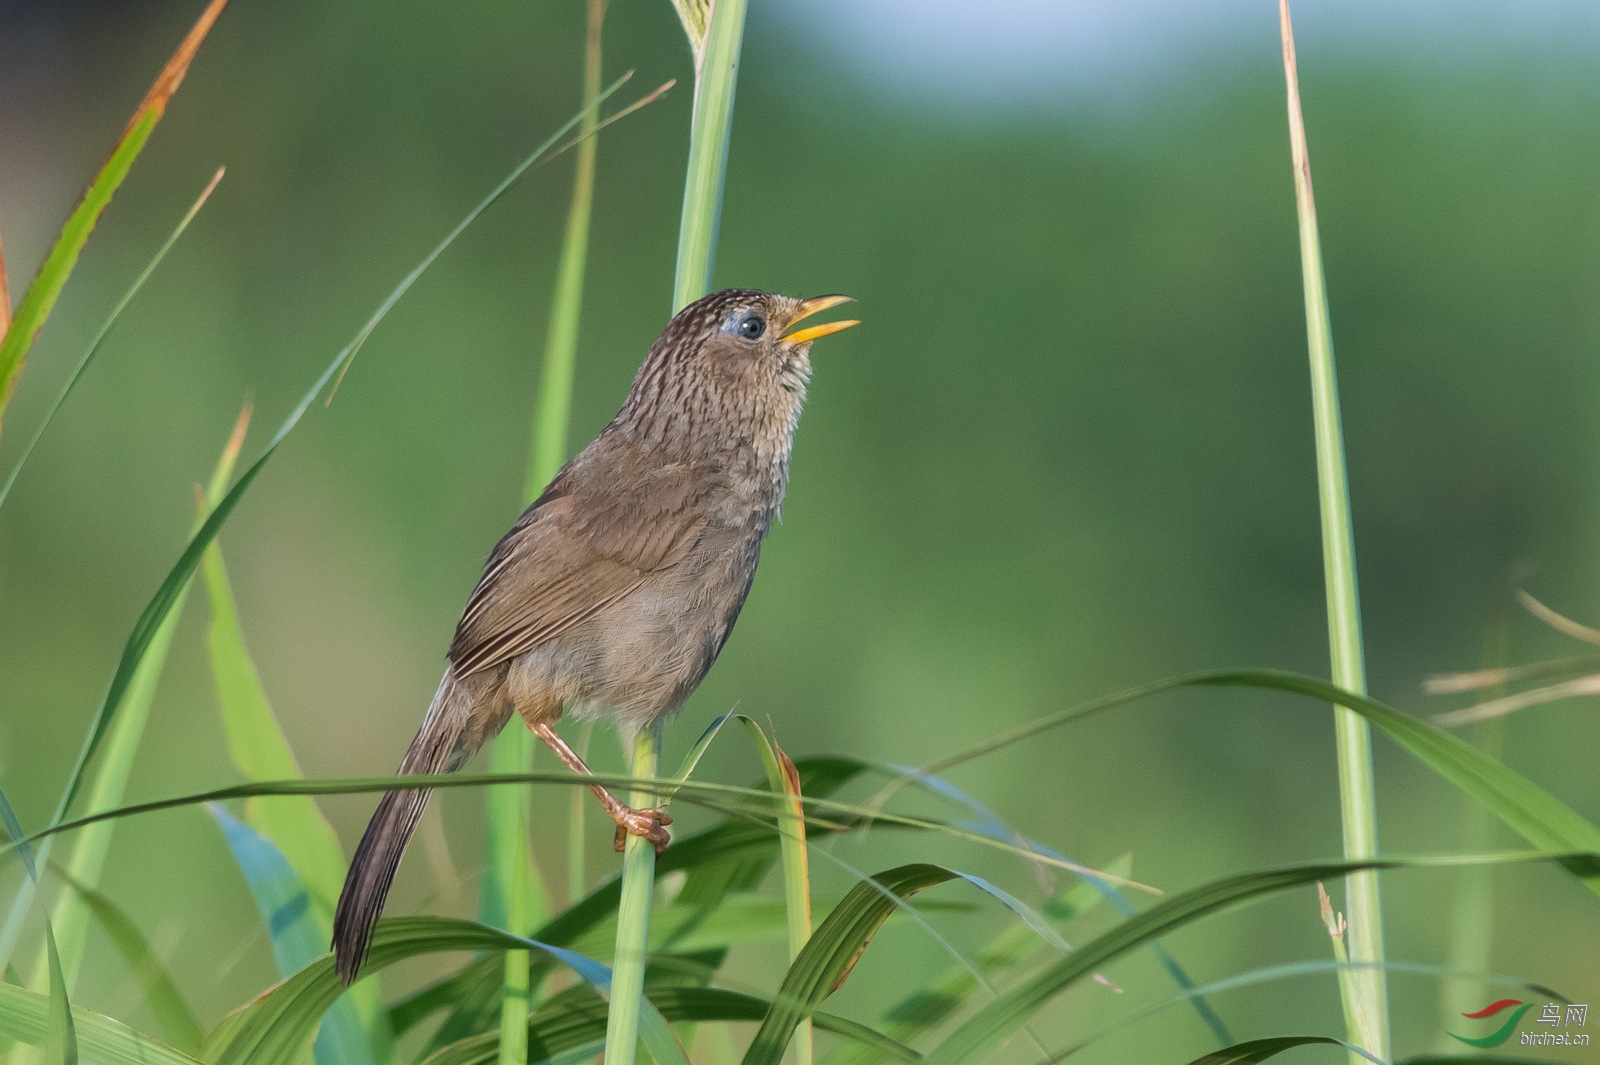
left=618, top=288, right=858, bottom=464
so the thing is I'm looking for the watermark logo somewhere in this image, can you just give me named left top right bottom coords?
left=1451, top=999, right=1588, bottom=1049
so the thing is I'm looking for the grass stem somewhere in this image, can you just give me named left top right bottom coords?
left=671, top=0, right=749, bottom=312
left=599, top=2, right=750, bottom=1061
left=602, top=725, right=662, bottom=1065
left=1278, top=4, right=1389, bottom=1060
left=496, top=7, right=607, bottom=1059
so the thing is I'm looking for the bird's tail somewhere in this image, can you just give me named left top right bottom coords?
left=332, top=669, right=484, bottom=983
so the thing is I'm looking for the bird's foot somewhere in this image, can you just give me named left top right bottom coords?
left=612, top=807, right=672, bottom=853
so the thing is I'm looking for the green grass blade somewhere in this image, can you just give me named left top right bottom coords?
left=822, top=866, right=1123, bottom=1065
left=1277, top=4, right=1387, bottom=1058
left=0, top=983, right=204, bottom=1065
left=921, top=854, right=1594, bottom=1065
left=208, top=806, right=373, bottom=1065
left=0, top=786, right=76, bottom=1065
left=1177, top=1036, right=1364, bottom=1065
left=742, top=864, right=961, bottom=1065
left=205, top=916, right=682, bottom=1065
left=734, top=719, right=814, bottom=1065
left=893, top=668, right=1600, bottom=894
left=48, top=868, right=202, bottom=1054
left=420, top=987, right=918, bottom=1065
left=0, top=168, right=224, bottom=510
left=0, top=0, right=229, bottom=429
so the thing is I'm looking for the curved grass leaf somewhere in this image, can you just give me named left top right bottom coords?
left=43, top=69, right=651, bottom=836
left=734, top=719, right=815, bottom=1065
left=412, top=755, right=880, bottom=1052
left=421, top=987, right=918, bottom=1065
left=881, top=764, right=1230, bottom=1046
left=206, top=917, right=683, bottom=1065
left=0, top=786, right=75, bottom=1065
left=1053, top=958, right=1567, bottom=1062
left=901, top=669, right=1600, bottom=896
left=8, top=771, right=1132, bottom=894
left=0, top=983, right=199, bottom=1065
left=1176, top=1037, right=1353, bottom=1064
left=0, top=168, right=224, bottom=510
left=208, top=807, right=373, bottom=1065
left=48, top=867, right=201, bottom=1054
left=0, top=0, right=228, bottom=427
left=822, top=864, right=1125, bottom=1065
left=742, top=864, right=961, bottom=1065
left=922, top=853, right=1599, bottom=1065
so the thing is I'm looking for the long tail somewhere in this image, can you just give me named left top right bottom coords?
left=333, top=670, right=480, bottom=983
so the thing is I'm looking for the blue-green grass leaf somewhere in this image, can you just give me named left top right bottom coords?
left=207, top=806, right=372, bottom=1065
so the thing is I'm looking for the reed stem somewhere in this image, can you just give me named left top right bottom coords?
left=671, top=0, right=749, bottom=313
left=602, top=725, right=662, bottom=1065
left=604, top=3, right=749, bottom=1062
left=493, top=6, right=606, bottom=1060
left=1278, top=4, right=1389, bottom=1060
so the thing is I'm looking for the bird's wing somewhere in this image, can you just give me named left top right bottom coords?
left=448, top=461, right=709, bottom=676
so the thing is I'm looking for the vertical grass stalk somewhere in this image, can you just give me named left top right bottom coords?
left=671, top=0, right=749, bottom=313
left=603, top=724, right=663, bottom=1065
left=737, top=722, right=813, bottom=1065
left=491, top=5, right=607, bottom=1061
left=604, top=3, right=749, bottom=1062
left=1278, top=4, right=1389, bottom=1060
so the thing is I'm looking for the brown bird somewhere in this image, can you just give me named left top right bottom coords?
left=332, top=288, right=858, bottom=982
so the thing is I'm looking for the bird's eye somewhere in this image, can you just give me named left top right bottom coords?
left=737, top=313, right=766, bottom=340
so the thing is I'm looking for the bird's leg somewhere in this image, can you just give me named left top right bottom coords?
left=529, top=722, right=672, bottom=853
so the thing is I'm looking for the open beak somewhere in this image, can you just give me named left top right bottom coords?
left=781, top=294, right=860, bottom=345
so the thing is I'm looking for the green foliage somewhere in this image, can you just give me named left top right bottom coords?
left=6, top=8, right=1600, bottom=1065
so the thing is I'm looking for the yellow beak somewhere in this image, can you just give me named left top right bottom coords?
left=781, top=294, right=860, bottom=345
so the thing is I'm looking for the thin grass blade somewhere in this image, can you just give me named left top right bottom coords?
left=734, top=719, right=814, bottom=1065
left=1278, top=3, right=1388, bottom=1058
left=0, top=168, right=223, bottom=510
left=0, top=0, right=228, bottom=428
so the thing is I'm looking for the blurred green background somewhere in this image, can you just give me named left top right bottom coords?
left=2, top=0, right=1599, bottom=1060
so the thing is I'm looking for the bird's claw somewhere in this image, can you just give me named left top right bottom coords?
left=613, top=807, right=672, bottom=853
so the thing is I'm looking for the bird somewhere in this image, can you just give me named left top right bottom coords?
left=331, top=288, right=858, bottom=982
